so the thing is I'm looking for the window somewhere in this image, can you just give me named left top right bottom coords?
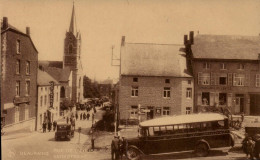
left=220, top=63, right=226, bottom=70
left=256, top=74, right=260, bottom=87
left=163, top=87, right=171, bottom=98
left=238, top=63, right=245, bottom=70
left=219, top=93, right=227, bottom=105
left=198, top=73, right=210, bottom=85
left=202, top=92, right=210, bottom=106
left=60, top=86, right=65, bottom=98
left=69, top=44, right=73, bottom=54
left=26, top=61, right=30, bottom=75
left=40, top=96, right=43, bottom=107
left=233, top=74, right=245, bottom=86
left=44, top=95, right=47, bottom=105
left=25, top=81, right=30, bottom=95
left=165, top=79, right=170, bottom=83
left=130, top=106, right=138, bottom=119
left=186, top=107, right=192, bottom=114
left=163, top=107, right=170, bottom=116
left=16, top=60, right=20, bottom=74
left=186, top=88, right=192, bottom=98
left=203, top=62, right=210, bottom=69
left=16, top=40, right=21, bottom=54
left=219, top=76, right=227, bottom=85
left=133, top=77, right=138, bottom=82
left=56, top=92, right=59, bottom=102
left=131, top=86, right=138, bottom=97
left=16, top=81, right=20, bottom=96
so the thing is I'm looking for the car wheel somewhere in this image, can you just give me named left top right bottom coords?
left=195, top=143, right=209, bottom=157
left=126, top=148, right=141, bottom=160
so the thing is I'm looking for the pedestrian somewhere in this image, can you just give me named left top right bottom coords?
left=53, top=121, right=57, bottom=131
left=76, top=113, right=78, bottom=121
left=241, top=112, right=245, bottom=122
left=92, top=113, right=95, bottom=122
left=243, top=137, right=255, bottom=160
left=111, top=135, right=120, bottom=160
left=70, top=117, right=73, bottom=124
left=83, top=112, right=87, bottom=120
left=87, top=113, right=90, bottom=120
left=71, top=118, right=75, bottom=130
left=119, top=136, right=126, bottom=160
left=48, top=121, right=52, bottom=132
left=42, top=121, right=47, bottom=133
left=66, top=117, right=69, bottom=124
left=80, top=113, right=83, bottom=120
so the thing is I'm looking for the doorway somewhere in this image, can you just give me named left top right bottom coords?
left=147, top=106, right=154, bottom=120
left=235, top=94, right=244, bottom=113
left=250, top=94, right=260, bottom=115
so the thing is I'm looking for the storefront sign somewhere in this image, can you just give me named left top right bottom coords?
left=49, top=81, right=54, bottom=108
left=200, top=86, right=232, bottom=91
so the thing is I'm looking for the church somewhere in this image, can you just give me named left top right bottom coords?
left=39, top=3, right=84, bottom=104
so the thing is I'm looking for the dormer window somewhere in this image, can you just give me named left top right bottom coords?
left=133, top=77, right=138, bottom=82
left=69, top=44, right=73, bottom=54
left=203, top=62, right=210, bottom=69
left=165, top=79, right=170, bottom=83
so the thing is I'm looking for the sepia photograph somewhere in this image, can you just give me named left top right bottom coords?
left=1, top=0, right=260, bottom=160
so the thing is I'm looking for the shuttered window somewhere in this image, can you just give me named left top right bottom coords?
left=256, top=74, right=260, bottom=87
left=228, top=73, right=233, bottom=86
left=197, top=92, right=202, bottom=105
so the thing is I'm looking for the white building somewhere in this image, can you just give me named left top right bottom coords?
left=36, top=69, right=60, bottom=130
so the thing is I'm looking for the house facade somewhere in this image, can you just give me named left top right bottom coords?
left=118, top=37, right=194, bottom=122
left=185, top=32, right=260, bottom=115
left=1, top=17, right=38, bottom=132
left=36, top=70, right=60, bottom=130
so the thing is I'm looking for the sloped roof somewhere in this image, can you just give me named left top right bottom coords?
left=38, top=69, right=59, bottom=86
left=191, top=35, right=260, bottom=60
left=1, top=23, right=38, bottom=53
left=39, top=61, right=63, bottom=69
left=44, top=67, right=71, bottom=82
left=121, top=43, right=191, bottom=77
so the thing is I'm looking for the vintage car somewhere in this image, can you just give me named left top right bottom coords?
left=125, top=113, right=234, bottom=160
left=55, top=123, right=74, bottom=141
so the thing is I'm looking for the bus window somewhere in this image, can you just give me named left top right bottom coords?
left=166, top=126, right=173, bottom=134
left=160, top=126, right=167, bottom=135
left=154, top=127, right=160, bottom=136
left=149, top=127, right=154, bottom=136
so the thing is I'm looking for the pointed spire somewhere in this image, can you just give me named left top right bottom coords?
left=69, top=1, right=77, bottom=36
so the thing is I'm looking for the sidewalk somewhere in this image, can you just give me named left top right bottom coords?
left=1, top=127, right=38, bottom=141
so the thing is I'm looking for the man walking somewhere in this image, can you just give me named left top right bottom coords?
left=53, top=121, right=57, bottom=131
left=42, top=121, right=47, bottom=133
left=48, top=121, right=52, bottom=132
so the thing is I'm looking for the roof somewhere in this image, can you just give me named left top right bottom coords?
left=39, top=61, right=63, bottom=69
left=140, top=113, right=227, bottom=127
left=121, top=43, right=191, bottom=77
left=43, top=66, right=71, bottom=82
left=1, top=23, right=38, bottom=53
left=191, top=35, right=260, bottom=60
left=37, top=69, right=59, bottom=86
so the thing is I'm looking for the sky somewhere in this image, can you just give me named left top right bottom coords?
left=1, top=0, right=260, bottom=82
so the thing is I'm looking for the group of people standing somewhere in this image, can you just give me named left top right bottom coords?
left=111, top=134, right=127, bottom=160
left=42, top=120, right=57, bottom=133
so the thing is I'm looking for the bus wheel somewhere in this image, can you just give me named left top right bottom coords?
left=195, top=143, right=209, bottom=157
left=126, top=148, right=141, bottom=160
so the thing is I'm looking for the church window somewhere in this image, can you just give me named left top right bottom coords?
left=69, top=44, right=73, bottom=54
left=60, top=86, right=65, bottom=98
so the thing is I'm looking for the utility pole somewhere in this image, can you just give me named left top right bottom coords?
left=111, top=45, right=120, bottom=136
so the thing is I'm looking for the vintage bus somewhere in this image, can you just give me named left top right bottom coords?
left=125, top=113, right=234, bottom=160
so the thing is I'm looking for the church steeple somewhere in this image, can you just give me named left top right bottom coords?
left=69, top=2, right=77, bottom=36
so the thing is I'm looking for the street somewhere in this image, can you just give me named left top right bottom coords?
left=2, top=109, right=248, bottom=160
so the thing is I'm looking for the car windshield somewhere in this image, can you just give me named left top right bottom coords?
left=57, top=125, right=69, bottom=130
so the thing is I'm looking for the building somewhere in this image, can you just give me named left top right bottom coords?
left=185, top=32, right=260, bottom=115
left=38, top=3, right=84, bottom=105
left=1, top=17, right=38, bottom=132
left=118, top=36, right=194, bottom=122
left=36, top=69, right=60, bottom=130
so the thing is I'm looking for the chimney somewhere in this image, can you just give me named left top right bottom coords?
left=121, top=36, right=125, bottom=46
left=2, top=17, right=8, bottom=30
left=26, top=27, right=30, bottom=36
left=184, top=35, right=188, bottom=45
left=189, top=31, right=194, bottom=45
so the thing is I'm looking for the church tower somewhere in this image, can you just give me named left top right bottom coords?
left=63, top=3, right=84, bottom=103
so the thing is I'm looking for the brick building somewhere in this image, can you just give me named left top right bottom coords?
left=36, top=69, right=60, bottom=130
left=1, top=17, right=38, bottom=132
left=185, top=32, right=260, bottom=115
left=118, top=37, right=194, bottom=121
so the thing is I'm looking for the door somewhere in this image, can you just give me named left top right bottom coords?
left=235, top=94, right=244, bottom=113
left=147, top=107, right=154, bottom=120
